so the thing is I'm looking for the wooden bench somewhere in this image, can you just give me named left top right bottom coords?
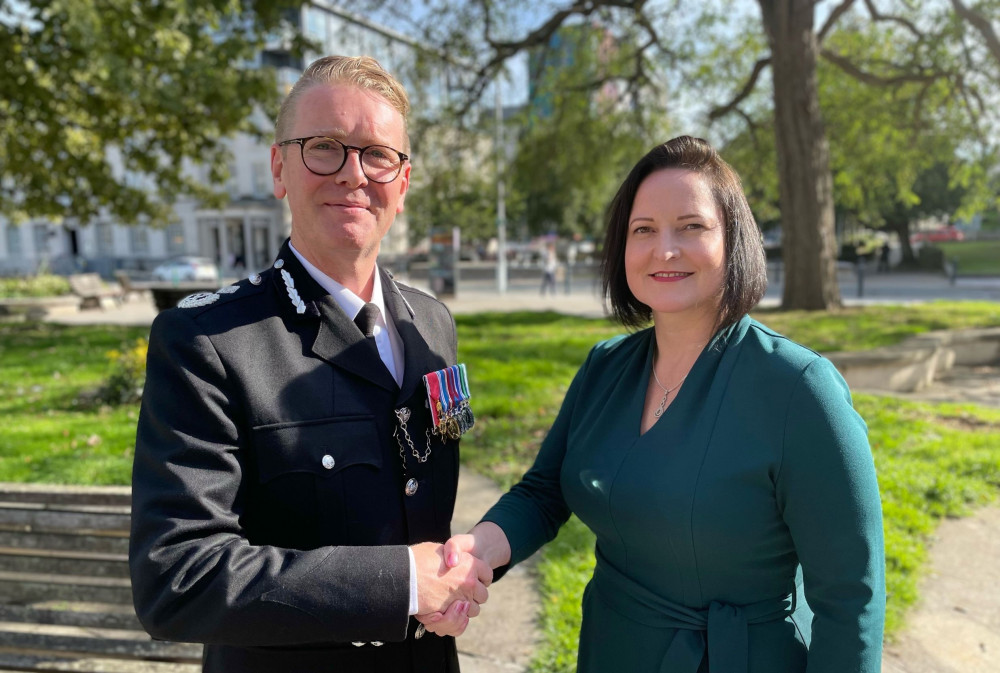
left=112, top=271, right=154, bottom=303
left=0, top=483, right=200, bottom=673
left=67, top=274, right=123, bottom=310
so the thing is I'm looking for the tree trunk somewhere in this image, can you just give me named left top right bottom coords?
left=886, top=219, right=917, bottom=266
left=758, top=0, right=841, bottom=310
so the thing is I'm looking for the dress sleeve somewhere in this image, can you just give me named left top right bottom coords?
left=480, top=347, right=595, bottom=568
left=129, top=309, right=411, bottom=647
left=776, top=357, right=885, bottom=672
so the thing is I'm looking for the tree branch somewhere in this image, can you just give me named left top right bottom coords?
left=951, top=0, right=1000, bottom=63
left=818, top=0, right=858, bottom=45
left=861, top=0, right=922, bottom=40
left=820, top=47, right=943, bottom=86
left=708, top=57, right=771, bottom=121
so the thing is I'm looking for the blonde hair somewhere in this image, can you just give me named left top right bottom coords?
left=275, top=55, right=410, bottom=150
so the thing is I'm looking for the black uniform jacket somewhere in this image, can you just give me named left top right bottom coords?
left=129, top=241, right=462, bottom=672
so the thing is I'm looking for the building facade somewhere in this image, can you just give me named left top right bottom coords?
left=0, top=2, right=457, bottom=278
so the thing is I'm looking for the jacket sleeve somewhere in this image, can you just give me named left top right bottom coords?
left=776, top=357, right=886, bottom=672
left=480, top=347, right=595, bottom=569
left=129, top=308, right=411, bottom=647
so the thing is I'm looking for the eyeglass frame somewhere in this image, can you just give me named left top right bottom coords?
left=277, top=136, right=410, bottom=184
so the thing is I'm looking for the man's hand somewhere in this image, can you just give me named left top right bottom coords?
left=411, top=541, right=492, bottom=617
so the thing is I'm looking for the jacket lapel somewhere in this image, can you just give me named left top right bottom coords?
left=312, top=296, right=399, bottom=393
left=270, top=243, right=398, bottom=393
left=381, top=269, right=439, bottom=404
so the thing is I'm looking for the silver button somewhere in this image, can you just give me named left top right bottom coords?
left=321, top=455, right=335, bottom=470
left=414, top=623, right=426, bottom=639
left=405, top=478, right=418, bottom=496
left=249, top=273, right=262, bottom=285
left=274, top=259, right=285, bottom=269
left=371, top=641, right=383, bottom=647
left=352, top=641, right=365, bottom=647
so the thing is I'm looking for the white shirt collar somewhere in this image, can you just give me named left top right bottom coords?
left=288, top=242, right=387, bottom=325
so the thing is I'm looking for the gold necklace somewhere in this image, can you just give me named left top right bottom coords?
left=651, top=365, right=687, bottom=418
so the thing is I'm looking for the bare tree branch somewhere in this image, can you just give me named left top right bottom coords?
left=861, top=0, right=922, bottom=39
left=951, top=0, right=1000, bottom=62
left=445, top=0, right=653, bottom=117
left=818, top=0, right=858, bottom=44
left=708, top=57, right=771, bottom=121
left=820, top=47, right=943, bottom=86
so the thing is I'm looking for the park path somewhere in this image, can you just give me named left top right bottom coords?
left=881, top=506, right=1000, bottom=673
left=45, top=292, right=1000, bottom=672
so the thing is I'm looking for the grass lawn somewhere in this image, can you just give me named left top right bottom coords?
left=0, top=322, right=147, bottom=484
left=2, top=301, right=999, bottom=671
left=935, top=240, right=1000, bottom=275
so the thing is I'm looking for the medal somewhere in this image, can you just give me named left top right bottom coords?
left=423, top=364, right=475, bottom=439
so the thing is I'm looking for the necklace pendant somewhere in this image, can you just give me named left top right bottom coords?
left=654, top=392, right=668, bottom=417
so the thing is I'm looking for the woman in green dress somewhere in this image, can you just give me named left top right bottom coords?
left=422, top=136, right=885, bottom=672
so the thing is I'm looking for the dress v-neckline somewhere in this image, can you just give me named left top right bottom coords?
left=636, top=331, right=673, bottom=438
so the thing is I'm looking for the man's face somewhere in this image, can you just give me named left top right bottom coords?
left=271, top=83, right=410, bottom=264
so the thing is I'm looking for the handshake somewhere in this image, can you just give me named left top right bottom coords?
left=410, top=521, right=511, bottom=637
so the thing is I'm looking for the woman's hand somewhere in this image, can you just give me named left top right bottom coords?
left=443, top=522, right=512, bottom=571
left=416, top=599, right=474, bottom=637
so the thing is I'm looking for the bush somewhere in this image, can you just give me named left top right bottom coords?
left=96, top=338, right=148, bottom=405
left=0, top=274, right=72, bottom=298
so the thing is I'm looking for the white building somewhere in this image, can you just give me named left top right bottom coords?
left=0, top=2, right=458, bottom=278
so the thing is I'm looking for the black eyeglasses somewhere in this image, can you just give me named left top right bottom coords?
left=277, top=136, right=409, bottom=183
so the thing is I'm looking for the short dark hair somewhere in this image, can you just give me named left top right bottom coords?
left=601, top=135, right=767, bottom=330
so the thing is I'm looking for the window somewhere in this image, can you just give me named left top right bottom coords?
left=305, top=7, right=324, bottom=39
left=5, top=225, right=21, bottom=255
left=166, top=223, right=185, bottom=255
left=32, top=224, right=49, bottom=255
left=129, top=226, right=149, bottom=254
left=252, top=163, right=269, bottom=197
left=96, top=222, right=114, bottom=255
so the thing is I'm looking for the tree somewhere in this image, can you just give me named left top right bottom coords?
left=0, top=0, right=304, bottom=228
left=405, top=124, right=500, bottom=245
left=509, top=23, right=662, bottom=240
left=385, top=0, right=1000, bottom=310
left=725, top=17, right=998, bottom=267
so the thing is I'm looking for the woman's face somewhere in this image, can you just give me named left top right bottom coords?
left=624, top=168, right=727, bottom=324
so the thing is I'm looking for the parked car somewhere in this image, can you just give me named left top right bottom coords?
left=910, top=226, right=965, bottom=243
left=151, top=256, right=219, bottom=282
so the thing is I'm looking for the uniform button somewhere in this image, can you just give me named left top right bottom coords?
left=371, top=641, right=383, bottom=647
left=352, top=642, right=365, bottom=647
left=274, top=259, right=285, bottom=269
left=405, top=478, right=418, bottom=496
left=321, top=455, right=335, bottom=470
left=249, top=273, right=262, bottom=285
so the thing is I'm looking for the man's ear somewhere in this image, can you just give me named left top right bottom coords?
left=270, top=144, right=287, bottom=199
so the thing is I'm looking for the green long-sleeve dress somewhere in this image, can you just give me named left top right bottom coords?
left=482, top=315, right=885, bottom=673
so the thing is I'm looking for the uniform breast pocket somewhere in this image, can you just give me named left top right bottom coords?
left=247, top=416, right=383, bottom=547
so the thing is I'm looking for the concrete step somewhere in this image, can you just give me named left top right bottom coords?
left=0, top=484, right=131, bottom=508
left=0, top=503, right=131, bottom=533
left=0, top=571, right=131, bottom=605
left=0, top=547, right=128, bottom=578
left=0, top=603, right=141, bottom=631
left=0, top=621, right=201, bottom=662
left=0, top=529, right=129, bottom=555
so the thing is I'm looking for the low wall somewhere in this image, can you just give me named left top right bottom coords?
left=827, top=327, right=1000, bottom=393
left=0, top=296, right=79, bottom=321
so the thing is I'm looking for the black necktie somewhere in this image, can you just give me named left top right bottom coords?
left=354, top=303, right=381, bottom=339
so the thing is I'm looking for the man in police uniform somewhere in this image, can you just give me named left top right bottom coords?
left=129, top=56, right=489, bottom=672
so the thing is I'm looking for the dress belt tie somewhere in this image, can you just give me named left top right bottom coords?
left=592, top=559, right=794, bottom=673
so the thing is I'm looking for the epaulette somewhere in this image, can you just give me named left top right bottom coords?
left=174, top=272, right=269, bottom=314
